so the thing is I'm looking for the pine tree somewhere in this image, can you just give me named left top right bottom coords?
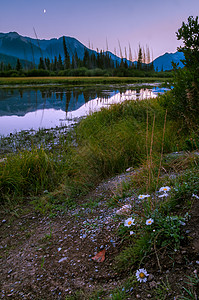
left=16, top=58, right=22, bottom=71
left=58, top=54, right=63, bottom=70
left=45, top=58, right=51, bottom=70
left=38, top=57, right=45, bottom=69
left=63, top=36, right=70, bottom=69
left=83, top=49, right=90, bottom=68
left=137, top=45, right=143, bottom=70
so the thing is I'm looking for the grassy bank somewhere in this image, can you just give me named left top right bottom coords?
left=0, top=93, right=193, bottom=205
left=0, top=76, right=171, bottom=88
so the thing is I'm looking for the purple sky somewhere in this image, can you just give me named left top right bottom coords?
left=1, top=0, right=199, bottom=59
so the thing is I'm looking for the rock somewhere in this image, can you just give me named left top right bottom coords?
left=148, top=274, right=154, bottom=281
left=149, top=281, right=157, bottom=289
left=126, top=167, right=134, bottom=172
left=116, top=204, right=132, bottom=216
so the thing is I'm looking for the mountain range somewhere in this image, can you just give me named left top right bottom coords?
left=0, top=32, right=185, bottom=71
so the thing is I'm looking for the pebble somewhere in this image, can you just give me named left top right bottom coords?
left=58, top=257, right=67, bottom=263
left=148, top=274, right=154, bottom=281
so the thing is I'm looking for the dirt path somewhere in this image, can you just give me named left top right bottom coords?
left=0, top=173, right=132, bottom=299
left=1, top=168, right=199, bottom=299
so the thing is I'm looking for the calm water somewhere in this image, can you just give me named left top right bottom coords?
left=0, top=83, right=170, bottom=136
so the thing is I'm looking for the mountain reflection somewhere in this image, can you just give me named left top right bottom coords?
left=0, top=84, right=170, bottom=136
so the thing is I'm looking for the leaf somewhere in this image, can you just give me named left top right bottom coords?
left=92, top=249, right=106, bottom=263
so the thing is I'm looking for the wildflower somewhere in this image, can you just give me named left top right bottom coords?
left=136, top=268, right=149, bottom=283
left=130, top=231, right=135, bottom=235
left=158, top=193, right=169, bottom=198
left=124, top=217, right=135, bottom=227
left=159, top=186, right=171, bottom=193
left=179, top=221, right=186, bottom=226
left=138, top=194, right=150, bottom=199
left=192, top=194, right=199, bottom=199
left=146, top=218, right=154, bottom=225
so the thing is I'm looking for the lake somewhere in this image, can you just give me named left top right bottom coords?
left=0, top=83, right=170, bottom=137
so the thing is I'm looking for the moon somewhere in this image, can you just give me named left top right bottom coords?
left=43, top=9, right=46, bottom=14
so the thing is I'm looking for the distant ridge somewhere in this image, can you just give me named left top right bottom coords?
left=153, top=52, right=185, bottom=71
left=0, top=32, right=185, bottom=71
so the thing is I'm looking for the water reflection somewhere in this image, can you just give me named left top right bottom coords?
left=0, top=84, right=169, bottom=136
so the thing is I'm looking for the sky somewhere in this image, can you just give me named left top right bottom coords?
left=1, top=0, right=199, bottom=59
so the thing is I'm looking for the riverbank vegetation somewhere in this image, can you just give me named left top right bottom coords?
left=0, top=75, right=171, bottom=88
left=0, top=16, right=198, bottom=299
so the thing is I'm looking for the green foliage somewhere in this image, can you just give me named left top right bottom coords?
left=176, top=16, right=199, bottom=71
left=150, top=213, right=185, bottom=248
left=180, top=274, right=199, bottom=300
left=115, top=160, right=199, bottom=270
left=154, top=276, right=172, bottom=300
left=0, top=147, right=59, bottom=201
left=166, top=16, right=199, bottom=129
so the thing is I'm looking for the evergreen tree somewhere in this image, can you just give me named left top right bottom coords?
left=58, top=54, right=63, bottom=71
left=16, top=58, right=22, bottom=71
left=38, top=57, right=45, bottom=69
left=53, top=56, right=58, bottom=71
left=83, top=49, right=90, bottom=68
left=63, top=36, right=70, bottom=69
left=7, top=63, right=12, bottom=71
left=137, top=45, right=143, bottom=70
left=45, top=58, right=51, bottom=70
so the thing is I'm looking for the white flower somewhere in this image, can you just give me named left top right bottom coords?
left=124, top=217, right=135, bottom=227
left=158, top=193, right=169, bottom=198
left=136, top=268, right=149, bottom=283
left=146, top=218, right=154, bottom=225
left=179, top=221, right=186, bottom=226
left=192, top=194, right=199, bottom=199
left=159, top=186, right=171, bottom=193
left=130, top=231, right=135, bottom=235
left=138, top=194, right=150, bottom=199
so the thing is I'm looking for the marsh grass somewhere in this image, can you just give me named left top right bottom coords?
left=0, top=95, right=195, bottom=208
left=0, top=147, right=59, bottom=200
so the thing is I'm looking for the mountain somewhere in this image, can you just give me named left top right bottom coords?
left=0, top=32, right=124, bottom=67
left=0, top=53, right=32, bottom=68
left=0, top=32, right=185, bottom=71
left=0, top=32, right=91, bottom=65
left=153, top=51, right=185, bottom=71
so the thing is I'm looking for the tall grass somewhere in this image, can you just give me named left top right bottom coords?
left=0, top=96, right=190, bottom=204
left=0, top=147, right=60, bottom=200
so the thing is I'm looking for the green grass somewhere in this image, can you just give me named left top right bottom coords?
left=0, top=93, right=194, bottom=206
left=112, top=152, right=199, bottom=271
left=0, top=76, right=170, bottom=87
